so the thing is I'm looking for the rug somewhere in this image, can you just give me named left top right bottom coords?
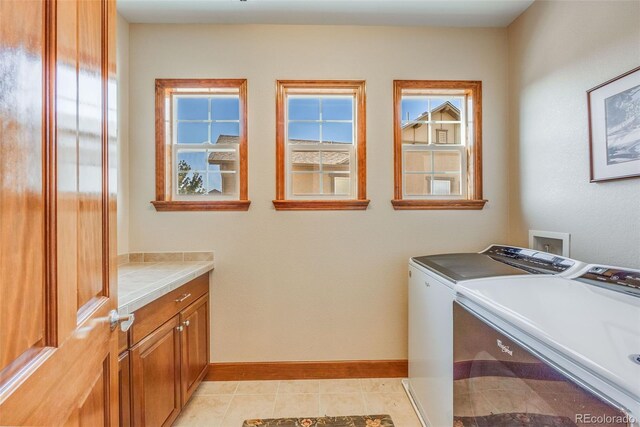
left=242, top=415, right=394, bottom=427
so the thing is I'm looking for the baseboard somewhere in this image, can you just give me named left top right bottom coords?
left=205, top=360, right=408, bottom=381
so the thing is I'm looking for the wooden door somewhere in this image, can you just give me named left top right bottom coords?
left=0, top=0, right=118, bottom=425
left=180, top=295, right=210, bottom=406
left=130, top=316, right=182, bottom=427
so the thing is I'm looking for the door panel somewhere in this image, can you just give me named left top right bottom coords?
left=131, top=316, right=182, bottom=427
left=77, top=0, right=105, bottom=310
left=0, top=0, right=46, bottom=375
left=0, top=0, right=119, bottom=425
left=181, top=294, right=210, bottom=405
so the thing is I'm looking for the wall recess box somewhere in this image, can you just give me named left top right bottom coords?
left=529, top=230, right=570, bottom=257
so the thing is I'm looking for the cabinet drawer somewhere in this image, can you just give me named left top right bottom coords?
left=130, top=273, right=208, bottom=345
left=119, top=329, right=129, bottom=354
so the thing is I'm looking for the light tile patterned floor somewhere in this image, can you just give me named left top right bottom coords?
left=173, top=378, right=422, bottom=427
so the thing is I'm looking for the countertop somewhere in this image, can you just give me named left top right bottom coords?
left=118, top=260, right=214, bottom=314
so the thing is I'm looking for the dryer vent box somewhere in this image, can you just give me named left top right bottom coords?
left=529, top=230, right=570, bottom=257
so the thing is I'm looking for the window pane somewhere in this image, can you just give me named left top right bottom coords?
left=321, top=151, right=350, bottom=172
left=405, top=173, right=430, bottom=196
left=211, top=122, right=239, bottom=144
left=291, top=151, right=320, bottom=172
left=288, top=97, right=320, bottom=120
left=433, top=151, right=461, bottom=172
left=401, top=97, right=428, bottom=121
left=323, top=173, right=350, bottom=195
left=404, top=151, right=432, bottom=173
left=176, top=97, right=208, bottom=120
left=177, top=122, right=208, bottom=144
left=288, top=122, right=320, bottom=142
left=291, top=172, right=321, bottom=195
left=322, top=98, right=353, bottom=120
left=208, top=172, right=237, bottom=196
left=177, top=171, right=207, bottom=195
left=401, top=123, right=429, bottom=144
left=177, top=150, right=207, bottom=171
left=207, top=149, right=237, bottom=172
left=211, top=97, right=239, bottom=120
left=323, top=122, right=352, bottom=144
left=431, top=174, right=462, bottom=195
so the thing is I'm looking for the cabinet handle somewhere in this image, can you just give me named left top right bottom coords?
left=184, top=320, right=190, bottom=327
left=175, top=293, right=192, bottom=303
left=177, top=325, right=184, bottom=332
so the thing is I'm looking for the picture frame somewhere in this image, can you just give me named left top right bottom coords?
left=587, top=66, right=640, bottom=182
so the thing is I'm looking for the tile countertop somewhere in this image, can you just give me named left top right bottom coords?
left=117, top=253, right=214, bottom=314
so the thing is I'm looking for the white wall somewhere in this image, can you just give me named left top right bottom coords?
left=127, top=24, right=509, bottom=362
left=507, top=1, right=640, bottom=268
left=117, top=13, right=130, bottom=255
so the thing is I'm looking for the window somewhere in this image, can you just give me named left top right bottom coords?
left=392, top=80, right=486, bottom=210
left=152, top=79, right=249, bottom=211
left=274, top=80, right=369, bottom=210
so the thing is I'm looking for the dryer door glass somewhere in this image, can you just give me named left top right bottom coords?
left=453, top=303, right=631, bottom=427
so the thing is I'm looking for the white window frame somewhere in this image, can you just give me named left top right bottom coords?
left=400, top=95, right=468, bottom=199
left=284, top=94, right=357, bottom=200
left=171, top=92, right=240, bottom=201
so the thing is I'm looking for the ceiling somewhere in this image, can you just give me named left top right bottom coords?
left=117, top=0, right=534, bottom=27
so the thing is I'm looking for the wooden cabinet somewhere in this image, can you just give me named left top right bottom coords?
left=180, top=295, right=210, bottom=406
left=119, top=273, right=210, bottom=426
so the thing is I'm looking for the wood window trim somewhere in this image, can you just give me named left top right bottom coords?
left=392, top=80, right=487, bottom=210
left=274, top=80, right=369, bottom=211
left=153, top=78, right=250, bottom=212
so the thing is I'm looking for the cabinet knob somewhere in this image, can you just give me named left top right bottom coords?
left=177, top=325, right=184, bottom=332
left=184, top=320, right=190, bottom=327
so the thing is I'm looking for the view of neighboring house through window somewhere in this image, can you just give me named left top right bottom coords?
left=274, top=80, right=369, bottom=210
left=392, top=80, right=485, bottom=210
left=153, top=79, right=249, bottom=211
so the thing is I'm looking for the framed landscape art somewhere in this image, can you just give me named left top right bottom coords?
left=587, top=66, right=640, bottom=182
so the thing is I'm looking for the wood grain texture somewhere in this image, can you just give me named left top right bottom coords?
left=180, top=294, right=209, bottom=406
left=274, top=80, right=368, bottom=210
left=129, top=273, right=209, bottom=346
left=130, top=316, right=182, bottom=427
left=77, top=0, right=105, bottom=310
left=154, top=79, right=250, bottom=211
left=0, top=1, right=119, bottom=424
left=118, top=352, right=132, bottom=427
left=151, top=200, right=251, bottom=211
left=392, top=80, right=485, bottom=210
left=0, top=0, right=46, bottom=372
left=206, top=360, right=408, bottom=381
left=272, top=200, right=370, bottom=211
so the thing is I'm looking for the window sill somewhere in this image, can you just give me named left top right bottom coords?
left=151, top=200, right=251, bottom=212
left=391, top=199, right=487, bottom=210
left=272, top=200, right=370, bottom=211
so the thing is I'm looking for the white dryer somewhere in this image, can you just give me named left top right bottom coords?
left=405, top=245, right=584, bottom=427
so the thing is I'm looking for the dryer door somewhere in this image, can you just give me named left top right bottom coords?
left=453, top=302, right=633, bottom=427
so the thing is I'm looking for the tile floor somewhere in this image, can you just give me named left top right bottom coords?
left=173, top=378, right=422, bottom=427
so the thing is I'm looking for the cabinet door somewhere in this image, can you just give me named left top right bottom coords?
left=180, top=294, right=210, bottom=406
left=119, top=352, right=131, bottom=427
left=130, top=316, right=182, bottom=427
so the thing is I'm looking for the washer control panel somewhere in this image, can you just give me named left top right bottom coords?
left=482, top=245, right=575, bottom=274
left=577, top=266, right=640, bottom=297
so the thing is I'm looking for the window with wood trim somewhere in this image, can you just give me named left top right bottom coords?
left=274, top=80, right=368, bottom=211
left=152, top=79, right=249, bottom=211
left=392, top=80, right=486, bottom=210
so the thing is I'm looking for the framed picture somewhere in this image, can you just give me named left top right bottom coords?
left=587, top=66, right=640, bottom=182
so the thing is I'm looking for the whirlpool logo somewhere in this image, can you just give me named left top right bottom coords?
left=496, top=339, right=513, bottom=356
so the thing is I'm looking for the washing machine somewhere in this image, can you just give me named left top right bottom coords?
left=454, top=264, right=640, bottom=426
left=405, top=245, right=584, bottom=427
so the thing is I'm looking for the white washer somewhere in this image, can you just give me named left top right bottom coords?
left=455, top=264, right=640, bottom=426
left=405, top=245, right=584, bottom=427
